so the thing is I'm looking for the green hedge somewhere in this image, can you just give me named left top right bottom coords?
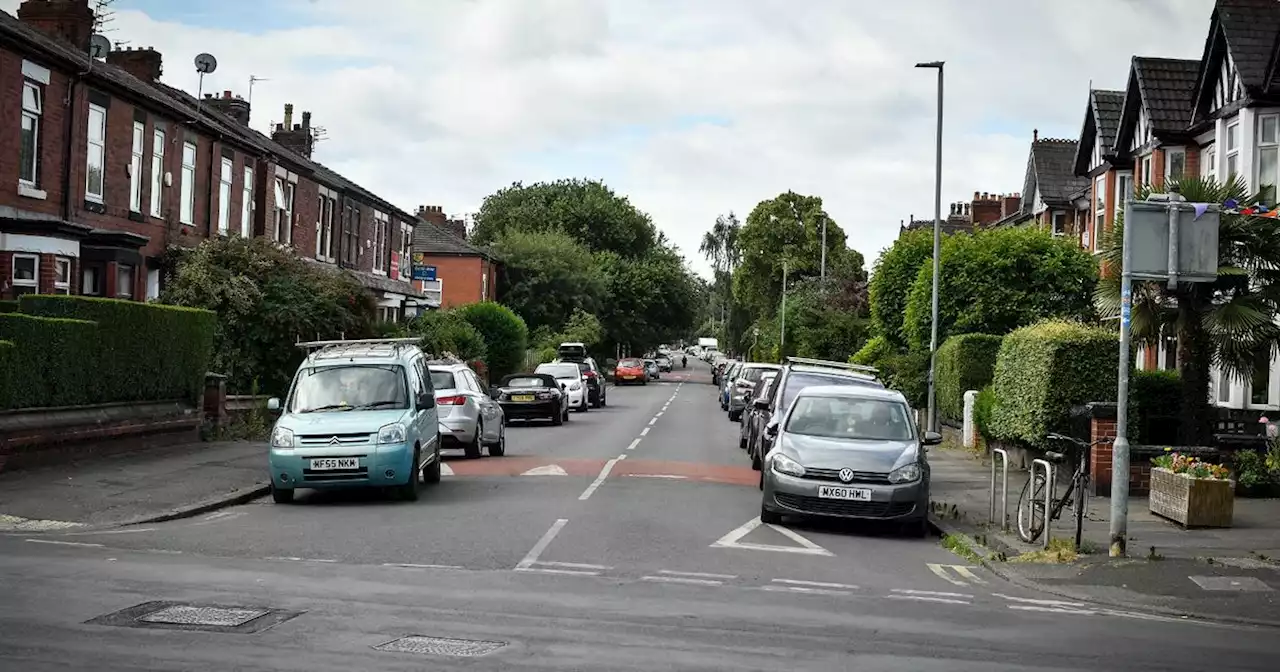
left=0, top=300, right=18, bottom=313
left=0, top=313, right=99, bottom=408
left=18, top=295, right=216, bottom=404
left=989, top=320, right=1118, bottom=448
left=935, top=333, right=1003, bottom=424
left=454, top=301, right=529, bottom=381
left=0, top=340, right=16, bottom=408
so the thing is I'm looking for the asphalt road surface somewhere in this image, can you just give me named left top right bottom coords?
left=1, top=362, right=1275, bottom=671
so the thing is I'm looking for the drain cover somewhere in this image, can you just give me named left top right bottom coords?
left=374, top=635, right=507, bottom=657
left=139, top=605, right=269, bottom=627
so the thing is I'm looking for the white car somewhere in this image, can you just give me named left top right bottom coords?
left=429, top=361, right=506, bottom=458
left=534, top=362, right=589, bottom=413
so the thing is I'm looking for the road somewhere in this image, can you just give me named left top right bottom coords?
left=0, top=362, right=1275, bottom=671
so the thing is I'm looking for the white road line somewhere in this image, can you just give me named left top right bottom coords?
left=263, top=556, right=305, bottom=562
left=1009, top=605, right=1095, bottom=615
left=24, top=539, right=104, bottom=548
left=953, top=566, right=988, bottom=584
left=660, top=569, right=737, bottom=579
left=383, top=563, right=465, bottom=570
left=626, top=438, right=642, bottom=451
left=886, top=594, right=971, bottom=605
left=640, top=427, right=651, bottom=436
left=762, top=585, right=854, bottom=596
left=711, top=517, right=834, bottom=556
left=61, top=527, right=158, bottom=536
left=774, top=579, right=859, bottom=590
left=578, top=455, right=625, bottom=501
left=648, top=417, right=658, bottom=426
left=994, top=593, right=1085, bottom=607
left=927, top=563, right=969, bottom=586
left=540, top=561, right=613, bottom=570
left=439, top=463, right=454, bottom=477
left=655, top=412, right=664, bottom=418
left=642, top=575, right=723, bottom=586
left=892, top=589, right=972, bottom=599
left=516, top=518, right=569, bottom=569
left=144, top=548, right=183, bottom=555
left=628, top=474, right=686, bottom=479
left=516, top=567, right=600, bottom=576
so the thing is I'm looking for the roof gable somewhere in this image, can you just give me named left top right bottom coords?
left=1193, top=0, right=1280, bottom=124
left=1073, top=89, right=1124, bottom=175
left=413, top=221, right=494, bottom=259
left=1022, top=137, right=1087, bottom=210
left=1116, top=57, right=1199, bottom=154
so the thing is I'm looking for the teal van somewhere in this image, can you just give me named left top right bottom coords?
left=266, top=338, right=442, bottom=503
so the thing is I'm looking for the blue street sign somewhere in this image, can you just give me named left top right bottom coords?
left=412, top=265, right=437, bottom=281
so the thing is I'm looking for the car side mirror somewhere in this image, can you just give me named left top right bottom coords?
left=489, top=388, right=501, bottom=399
left=765, top=423, right=779, bottom=438
left=266, top=397, right=281, bottom=412
left=753, top=398, right=770, bottom=410
left=922, top=431, right=943, bottom=446
left=561, top=383, right=568, bottom=391
left=417, top=393, right=434, bottom=410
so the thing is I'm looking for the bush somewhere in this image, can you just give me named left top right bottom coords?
left=935, top=333, right=1003, bottom=424
left=409, top=310, right=487, bottom=362
left=455, top=301, right=528, bottom=381
left=0, top=300, right=18, bottom=313
left=20, top=295, right=216, bottom=405
left=989, top=320, right=1118, bottom=448
left=0, top=313, right=99, bottom=408
left=1130, top=368, right=1181, bottom=444
left=868, top=229, right=933, bottom=349
left=974, top=384, right=997, bottom=439
left=0, top=340, right=17, bottom=408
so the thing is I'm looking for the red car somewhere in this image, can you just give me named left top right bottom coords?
left=613, top=358, right=647, bottom=385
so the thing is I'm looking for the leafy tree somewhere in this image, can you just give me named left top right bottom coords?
left=868, top=229, right=933, bottom=349
left=490, top=229, right=607, bottom=334
left=408, top=310, right=487, bottom=362
left=902, top=226, right=1097, bottom=350
left=471, top=179, right=657, bottom=257
left=596, top=247, right=698, bottom=353
left=734, top=191, right=849, bottom=318
left=160, top=236, right=375, bottom=396
left=454, top=301, right=529, bottom=381
left=1095, top=176, right=1280, bottom=445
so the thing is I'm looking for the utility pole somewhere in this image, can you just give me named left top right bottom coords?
left=820, top=213, right=828, bottom=280
left=779, top=259, right=788, bottom=362
left=917, top=60, right=945, bottom=433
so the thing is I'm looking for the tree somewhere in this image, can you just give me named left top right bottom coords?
left=734, top=191, right=848, bottom=318
left=902, top=225, right=1097, bottom=349
left=490, top=229, right=607, bottom=334
left=408, top=310, right=487, bottom=362
left=868, top=229, right=933, bottom=349
left=470, top=179, right=657, bottom=258
left=596, top=246, right=699, bottom=353
left=454, top=301, right=529, bottom=381
left=1095, top=176, right=1280, bottom=445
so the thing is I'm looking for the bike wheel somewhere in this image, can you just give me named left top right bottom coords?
left=1070, top=473, right=1090, bottom=519
left=1016, top=471, right=1048, bottom=543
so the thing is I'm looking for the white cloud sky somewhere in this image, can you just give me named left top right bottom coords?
left=3, top=0, right=1216, bottom=275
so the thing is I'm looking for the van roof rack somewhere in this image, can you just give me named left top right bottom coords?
left=785, top=356, right=879, bottom=374
left=296, top=337, right=421, bottom=357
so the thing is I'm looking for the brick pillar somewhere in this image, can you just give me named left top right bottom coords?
left=38, top=253, right=56, bottom=294
left=1090, top=416, right=1117, bottom=496
left=104, top=261, right=118, bottom=298
left=203, top=373, right=228, bottom=427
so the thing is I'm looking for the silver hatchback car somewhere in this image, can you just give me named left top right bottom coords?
left=759, top=385, right=941, bottom=536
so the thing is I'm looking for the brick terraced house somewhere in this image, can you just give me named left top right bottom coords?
left=411, top=205, right=499, bottom=309
left=0, top=0, right=425, bottom=320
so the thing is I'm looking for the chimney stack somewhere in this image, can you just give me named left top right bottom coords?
left=206, top=90, right=251, bottom=126
left=105, top=46, right=163, bottom=83
left=272, top=104, right=315, bottom=158
left=18, top=0, right=95, bottom=53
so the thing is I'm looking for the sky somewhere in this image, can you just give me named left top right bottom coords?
left=3, top=0, right=1218, bottom=275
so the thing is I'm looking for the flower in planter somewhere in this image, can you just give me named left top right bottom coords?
left=1152, top=451, right=1231, bottom=480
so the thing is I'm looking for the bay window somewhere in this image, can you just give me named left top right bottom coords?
left=1257, top=114, right=1279, bottom=202
left=12, top=254, right=38, bottom=297
left=53, top=257, right=71, bottom=295
left=116, top=264, right=134, bottom=299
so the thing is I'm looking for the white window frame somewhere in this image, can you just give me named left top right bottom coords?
left=1092, top=175, right=1106, bottom=250
left=1165, top=147, right=1186, bottom=182
left=1202, top=144, right=1216, bottom=180
left=1217, top=367, right=1233, bottom=404
left=241, top=165, right=254, bottom=236
left=273, top=178, right=294, bottom=244
left=1114, top=172, right=1133, bottom=223
left=1256, top=114, right=1279, bottom=202
left=217, top=157, right=233, bottom=235
left=399, top=222, right=413, bottom=280
left=316, top=192, right=336, bottom=262
left=128, top=121, right=144, bottom=212
left=116, top=263, right=134, bottom=299
left=1050, top=211, right=1066, bottom=237
left=20, top=80, right=42, bottom=189
left=180, top=141, right=196, bottom=225
left=1226, top=121, right=1240, bottom=179
left=85, top=103, right=106, bottom=203
left=482, top=268, right=489, bottom=299
left=373, top=210, right=389, bottom=274
left=1140, top=155, right=1153, bottom=187
left=53, top=257, right=71, bottom=294
left=12, top=253, right=38, bottom=295
left=150, top=128, right=165, bottom=217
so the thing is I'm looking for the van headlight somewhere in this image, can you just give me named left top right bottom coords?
left=378, top=423, right=406, bottom=444
left=888, top=463, right=922, bottom=483
left=270, top=426, right=294, bottom=449
left=770, top=453, right=806, bottom=478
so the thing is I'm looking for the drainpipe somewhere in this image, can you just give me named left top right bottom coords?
left=62, top=60, right=93, bottom=222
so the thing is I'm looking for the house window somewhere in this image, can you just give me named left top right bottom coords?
left=1203, top=144, right=1216, bottom=180
left=129, top=122, right=144, bottom=212
left=1226, top=122, right=1240, bottom=179
left=1140, top=156, right=1153, bottom=187
left=85, top=104, right=106, bottom=202
left=272, top=178, right=294, bottom=244
left=180, top=141, right=196, bottom=224
left=1218, top=368, right=1232, bottom=404
left=20, top=80, right=42, bottom=186
left=241, top=165, right=254, bottom=236
left=1161, top=328, right=1177, bottom=372
left=217, top=157, right=233, bottom=235
left=1250, top=352, right=1271, bottom=406
left=1050, top=211, right=1066, bottom=236
left=116, top=264, right=134, bottom=299
left=1166, top=147, right=1186, bottom=182
left=1257, top=114, right=1279, bottom=203
left=150, top=128, right=165, bottom=217
left=53, top=257, right=71, bottom=294
left=482, top=269, right=489, bottom=299
left=12, top=254, right=38, bottom=297
left=317, top=195, right=336, bottom=261
left=399, top=222, right=413, bottom=279
left=1092, top=175, right=1106, bottom=249
left=342, top=204, right=360, bottom=266
left=81, top=266, right=100, bottom=296
left=372, top=211, right=389, bottom=273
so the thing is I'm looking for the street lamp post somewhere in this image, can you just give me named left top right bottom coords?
left=779, top=259, right=788, bottom=362
left=917, top=60, right=944, bottom=433
left=820, top=214, right=827, bottom=280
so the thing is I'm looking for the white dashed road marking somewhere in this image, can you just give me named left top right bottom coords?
left=626, top=438, right=642, bottom=451
left=893, top=589, right=972, bottom=599
left=643, top=575, right=723, bottom=586
left=578, top=455, right=626, bottom=501
left=762, top=585, right=854, bottom=596
left=383, top=563, right=465, bottom=570
left=927, top=563, right=986, bottom=585
left=520, top=464, right=568, bottom=476
left=640, top=427, right=650, bottom=437
left=24, top=539, right=103, bottom=548
left=775, top=579, right=859, bottom=590
left=887, top=594, right=971, bottom=605
left=660, top=570, right=737, bottom=579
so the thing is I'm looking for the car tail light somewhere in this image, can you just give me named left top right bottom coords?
left=583, top=370, right=597, bottom=379
left=436, top=395, right=466, bottom=405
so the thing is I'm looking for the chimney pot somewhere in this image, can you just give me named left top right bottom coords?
left=302, top=111, right=311, bottom=129
left=973, top=191, right=980, bottom=199
left=223, top=90, right=231, bottom=98
left=1033, top=128, right=1039, bottom=142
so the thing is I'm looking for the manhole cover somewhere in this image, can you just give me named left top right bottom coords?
left=374, top=635, right=507, bottom=657
left=139, top=605, right=269, bottom=627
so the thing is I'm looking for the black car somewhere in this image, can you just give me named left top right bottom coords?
left=575, top=359, right=608, bottom=408
left=493, top=373, right=570, bottom=425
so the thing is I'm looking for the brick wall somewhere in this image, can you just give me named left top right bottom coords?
left=421, top=255, right=486, bottom=308
left=1089, top=415, right=1156, bottom=496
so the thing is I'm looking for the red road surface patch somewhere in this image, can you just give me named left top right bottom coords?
left=615, top=460, right=757, bottom=486
left=444, top=457, right=756, bottom=487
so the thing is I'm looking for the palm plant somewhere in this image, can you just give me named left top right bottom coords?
left=1095, top=175, right=1280, bottom=445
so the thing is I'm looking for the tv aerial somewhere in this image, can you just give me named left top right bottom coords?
left=193, top=53, right=218, bottom=114
left=88, top=34, right=111, bottom=59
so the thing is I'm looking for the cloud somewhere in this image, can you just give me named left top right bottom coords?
left=2, top=0, right=1215, bottom=273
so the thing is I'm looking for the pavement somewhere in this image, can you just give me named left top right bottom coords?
left=928, top=441, right=1280, bottom=627
left=0, top=360, right=1276, bottom=670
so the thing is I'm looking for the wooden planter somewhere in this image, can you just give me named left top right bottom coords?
left=1149, top=467, right=1235, bottom=528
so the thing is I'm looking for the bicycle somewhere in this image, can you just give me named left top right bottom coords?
left=1015, top=433, right=1112, bottom=544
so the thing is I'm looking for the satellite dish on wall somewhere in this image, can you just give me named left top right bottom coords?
left=194, top=53, right=218, bottom=74
left=89, top=34, right=111, bottom=59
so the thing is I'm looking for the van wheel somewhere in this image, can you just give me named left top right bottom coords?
left=464, top=426, right=483, bottom=459
left=422, top=446, right=442, bottom=484
left=398, top=447, right=421, bottom=501
left=271, top=482, right=294, bottom=504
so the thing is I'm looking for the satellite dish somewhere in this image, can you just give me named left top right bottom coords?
left=194, top=53, right=218, bottom=74
left=89, top=34, right=111, bottom=59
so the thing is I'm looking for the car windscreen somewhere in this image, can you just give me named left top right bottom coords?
left=618, top=359, right=642, bottom=368
left=785, top=395, right=914, bottom=442
left=289, top=364, right=408, bottom=413
left=502, top=376, right=549, bottom=388
left=429, top=370, right=457, bottom=390
left=779, top=372, right=877, bottom=413
left=536, top=364, right=580, bottom=379
left=740, top=366, right=774, bottom=383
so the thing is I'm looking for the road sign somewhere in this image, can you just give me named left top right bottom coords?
left=710, top=517, right=833, bottom=556
left=413, top=264, right=437, bottom=281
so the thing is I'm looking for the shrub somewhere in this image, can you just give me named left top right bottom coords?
left=989, top=320, right=1118, bottom=448
left=20, top=295, right=216, bottom=404
left=0, top=300, right=18, bottom=313
left=409, top=310, right=487, bottom=362
left=935, top=333, right=1003, bottom=424
left=455, top=301, right=528, bottom=381
left=974, top=384, right=997, bottom=439
left=0, top=313, right=99, bottom=408
left=0, top=340, right=17, bottom=408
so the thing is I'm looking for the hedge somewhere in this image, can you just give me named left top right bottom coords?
left=935, top=333, right=1003, bottom=424
left=989, top=320, right=1118, bottom=448
left=0, top=300, right=18, bottom=313
left=454, top=301, right=528, bottom=381
left=18, top=295, right=216, bottom=404
left=0, top=340, right=16, bottom=408
left=0, top=313, right=99, bottom=408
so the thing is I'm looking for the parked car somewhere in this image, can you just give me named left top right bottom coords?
left=711, top=357, right=731, bottom=386
left=740, top=371, right=779, bottom=449
left=557, top=341, right=588, bottom=362
left=493, top=373, right=570, bottom=425
left=727, top=363, right=781, bottom=421
left=535, top=362, right=590, bottom=412
left=572, top=357, right=608, bottom=408
left=656, top=354, right=672, bottom=372
left=614, top=358, right=647, bottom=385
left=719, top=360, right=742, bottom=410
left=746, top=357, right=884, bottom=472
left=429, top=361, right=506, bottom=458
left=643, top=358, right=661, bottom=380
left=759, top=384, right=939, bottom=536
left=266, top=338, right=442, bottom=504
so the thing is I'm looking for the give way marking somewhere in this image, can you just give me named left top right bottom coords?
left=710, top=517, right=834, bottom=556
